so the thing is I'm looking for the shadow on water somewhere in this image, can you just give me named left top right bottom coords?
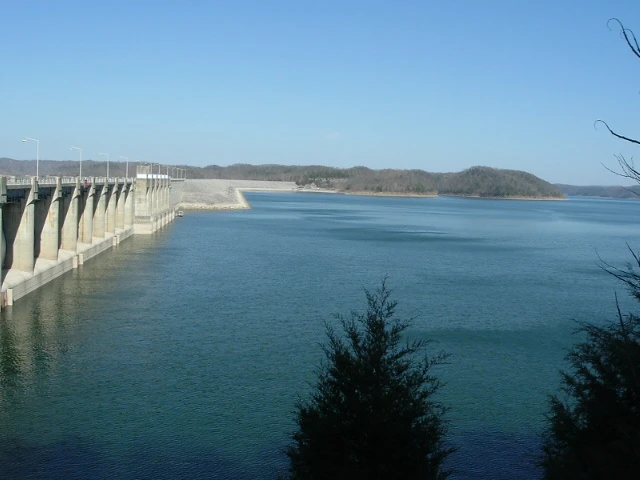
left=1, top=431, right=541, bottom=480
left=0, top=436, right=287, bottom=480
left=447, top=431, right=542, bottom=480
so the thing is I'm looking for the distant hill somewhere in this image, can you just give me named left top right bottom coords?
left=181, top=164, right=563, bottom=198
left=435, top=166, right=563, bottom=198
left=555, top=183, right=640, bottom=199
left=0, top=158, right=563, bottom=198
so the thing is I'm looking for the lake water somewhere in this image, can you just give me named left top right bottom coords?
left=1, top=193, right=638, bottom=479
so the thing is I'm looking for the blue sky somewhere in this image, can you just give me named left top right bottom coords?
left=1, top=0, right=639, bottom=185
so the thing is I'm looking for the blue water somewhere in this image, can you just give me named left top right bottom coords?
left=1, top=193, right=638, bottom=479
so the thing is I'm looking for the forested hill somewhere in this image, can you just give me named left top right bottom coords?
left=0, top=158, right=563, bottom=198
left=555, top=183, right=640, bottom=199
left=197, top=164, right=564, bottom=198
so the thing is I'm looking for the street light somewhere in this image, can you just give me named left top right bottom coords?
left=98, top=152, right=110, bottom=178
left=133, top=160, right=142, bottom=177
left=22, top=137, right=39, bottom=177
left=69, top=146, right=82, bottom=177
left=119, top=156, right=129, bottom=178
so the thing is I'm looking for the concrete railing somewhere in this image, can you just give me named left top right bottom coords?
left=6, top=177, right=33, bottom=186
left=37, top=177, right=58, bottom=186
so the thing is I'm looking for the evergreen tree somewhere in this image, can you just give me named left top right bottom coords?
left=285, top=280, right=453, bottom=480
left=541, top=289, right=640, bottom=479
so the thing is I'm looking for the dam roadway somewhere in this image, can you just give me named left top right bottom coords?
left=0, top=165, right=184, bottom=308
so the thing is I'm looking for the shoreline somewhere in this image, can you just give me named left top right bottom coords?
left=297, top=188, right=563, bottom=201
left=178, top=180, right=566, bottom=210
left=180, top=189, right=565, bottom=211
left=340, top=190, right=438, bottom=198
left=438, top=194, right=566, bottom=201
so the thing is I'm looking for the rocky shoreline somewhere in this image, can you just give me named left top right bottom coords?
left=180, top=179, right=298, bottom=210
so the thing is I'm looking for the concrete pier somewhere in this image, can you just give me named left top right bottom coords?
left=1, top=166, right=185, bottom=308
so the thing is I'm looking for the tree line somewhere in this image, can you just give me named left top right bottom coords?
left=195, top=164, right=564, bottom=198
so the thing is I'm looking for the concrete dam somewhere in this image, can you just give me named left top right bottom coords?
left=0, top=164, right=184, bottom=308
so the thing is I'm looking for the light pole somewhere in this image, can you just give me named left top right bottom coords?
left=133, top=160, right=142, bottom=177
left=22, top=137, right=39, bottom=177
left=69, top=145, right=82, bottom=177
left=119, top=156, right=129, bottom=178
left=98, top=152, right=110, bottom=178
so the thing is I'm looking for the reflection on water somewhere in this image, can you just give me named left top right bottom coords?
left=0, top=194, right=638, bottom=479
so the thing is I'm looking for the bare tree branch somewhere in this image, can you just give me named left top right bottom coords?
left=608, top=18, right=640, bottom=59
left=594, top=120, right=640, bottom=147
left=601, top=155, right=640, bottom=194
left=596, top=244, right=640, bottom=301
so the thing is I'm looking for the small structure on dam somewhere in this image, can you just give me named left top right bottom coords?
left=0, top=165, right=184, bottom=308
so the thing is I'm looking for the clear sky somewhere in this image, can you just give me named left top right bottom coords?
left=1, top=0, right=639, bottom=185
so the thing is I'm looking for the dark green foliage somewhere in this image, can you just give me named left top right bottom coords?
left=542, top=249, right=640, bottom=478
left=286, top=280, right=453, bottom=480
left=541, top=302, right=640, bottom=479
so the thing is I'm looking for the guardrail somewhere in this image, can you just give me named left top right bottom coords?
left=6, top=176, right=33, bottom=186
left=38, top=176, right=58, bottom=186
left=4, top=175, right=135, bottom=188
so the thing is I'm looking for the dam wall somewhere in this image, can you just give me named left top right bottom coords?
left=179, top=179, right=297, bottom=210
left=1, top=165, right=182, bottom=308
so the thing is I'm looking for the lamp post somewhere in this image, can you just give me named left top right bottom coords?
left=133, top=160, right=142, bottom=178
left=69, top=145, right=82, bottom=177
left=22, top=137, right=39, bottom=177
left=98, top=152, right=110, bottom=178
left=119, top=156, right=129, bottom=178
